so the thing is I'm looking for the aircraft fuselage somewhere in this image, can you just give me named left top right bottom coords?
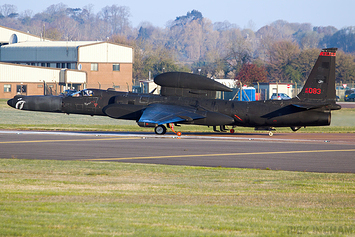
left=8, top=89, right=331, bottom=129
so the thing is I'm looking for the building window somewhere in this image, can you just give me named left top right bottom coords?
left=4, top=84, right=11, bottom=93
left=62, top=63, right=66, bottom=68
left=91, top=63, right=98, bottom=71
left=41, top=63, right=45, bottom=67
left=56, top=63, right=61, bottom=68
left=113, top=64, right=120, bottom=71
left=16, top=85, right=27, bottom=93
left=47, top=63, right=51, bottom=67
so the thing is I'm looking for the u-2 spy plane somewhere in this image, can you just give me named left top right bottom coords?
left=8, top=48, right=340, bottom=136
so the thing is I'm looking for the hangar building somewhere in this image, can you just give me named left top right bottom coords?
left=0, top=26, right=133, bottom=98
left=0, top=25, right=44, bottom=46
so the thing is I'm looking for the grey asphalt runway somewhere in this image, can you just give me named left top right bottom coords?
left=338, top=102, right=355, bottom=108
left=0, top=130, right=354, bottom=173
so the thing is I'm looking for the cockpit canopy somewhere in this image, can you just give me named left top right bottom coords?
left=65, top=89, right=94, bottom=97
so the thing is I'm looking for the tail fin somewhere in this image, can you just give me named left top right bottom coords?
left=297, top=48, right=337, bottom=102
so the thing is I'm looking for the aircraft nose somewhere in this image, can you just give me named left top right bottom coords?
left=7, top=98, right=14, bottom=108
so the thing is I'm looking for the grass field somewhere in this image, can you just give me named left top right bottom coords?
left=1, top=159, right=354, bottom=236
left=1, top=99, right=355, bottom=236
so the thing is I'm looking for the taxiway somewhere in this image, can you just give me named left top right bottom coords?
left=0, top=130, right=354, bottom=173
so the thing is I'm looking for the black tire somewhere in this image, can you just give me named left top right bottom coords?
left=154, top=125, right=167, bottom=135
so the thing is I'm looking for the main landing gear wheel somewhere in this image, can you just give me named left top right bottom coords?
left=155, top=125, right=167, bottom=135
left=269, top=131, right=273, bottom=136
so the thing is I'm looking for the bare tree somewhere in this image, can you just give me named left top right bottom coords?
left=224, top=31, right=253, bottom=74
left=336, top=50, right=355, bottom=83
left=99, top=5, right=131, bottom=36
left=267, top=40, right=300, bottom=82
left=0, top=4, right=17, bottom=17
left=54, top=16, right=79, bottom=40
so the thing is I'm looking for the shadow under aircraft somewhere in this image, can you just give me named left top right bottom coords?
left=7, top=48, right=341, bottom=136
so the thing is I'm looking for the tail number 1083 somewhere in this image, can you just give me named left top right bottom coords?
left=305, top=88, right=321, bottom=94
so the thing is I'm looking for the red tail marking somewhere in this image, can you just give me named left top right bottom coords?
left=319, top=52, right=336, bottom=57
left=305, top=88, right=322, bottom=94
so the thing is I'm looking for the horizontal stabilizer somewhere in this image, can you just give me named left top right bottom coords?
left=291, top=103, right=326, bottom=110
left=291, top=102, right=341, bottom=110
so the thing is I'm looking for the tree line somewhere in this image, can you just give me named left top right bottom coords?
left=1, top=4, right=355, bottom=85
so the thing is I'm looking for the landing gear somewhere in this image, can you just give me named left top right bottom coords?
left=154, top=125, right=167, bottom=135
left=154, top=124, right=182, bottom=136
left=168, top=123, right=182, bottom=136
left=213, top=125, right=233, bottom=133
left=255, top=127, right=275, bottom=136
left=290, top=126, right=302, bottom=132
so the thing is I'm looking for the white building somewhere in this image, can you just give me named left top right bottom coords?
left=0, top=25, right=45, bottom=46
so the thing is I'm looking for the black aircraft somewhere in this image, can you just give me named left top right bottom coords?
left=7, top=48, right=341, bottom=136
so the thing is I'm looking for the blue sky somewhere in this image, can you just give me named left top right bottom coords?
left=9, top=0, right=355, bottom=30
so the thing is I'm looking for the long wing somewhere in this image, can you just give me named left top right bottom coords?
left=138, top=104, right=205, bottom=126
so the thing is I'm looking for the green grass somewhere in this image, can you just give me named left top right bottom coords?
left=1, top=99, right=355, bottom=133
left=0, top=159, right=354, bottom=236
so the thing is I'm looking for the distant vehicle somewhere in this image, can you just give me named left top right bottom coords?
left=270, top=93, right=291, bottom=100
left=344, top=89, right=355, bottom=101
left=345, top=89, right=355, bottom=96
left=345, top=93, right=355, bottom=102
left=61, top=89, right=77, bottom=96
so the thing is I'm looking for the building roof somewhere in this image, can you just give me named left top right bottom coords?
left=0, top=25, right=45, bottom=45
left=1, top=41, right=133, bottom=63
left=1, top=41, right=99, bottom=48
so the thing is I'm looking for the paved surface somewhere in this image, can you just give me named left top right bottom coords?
left=338, top=102, right=355, bottom=108
left=0, top=130, right=354, bottom=173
